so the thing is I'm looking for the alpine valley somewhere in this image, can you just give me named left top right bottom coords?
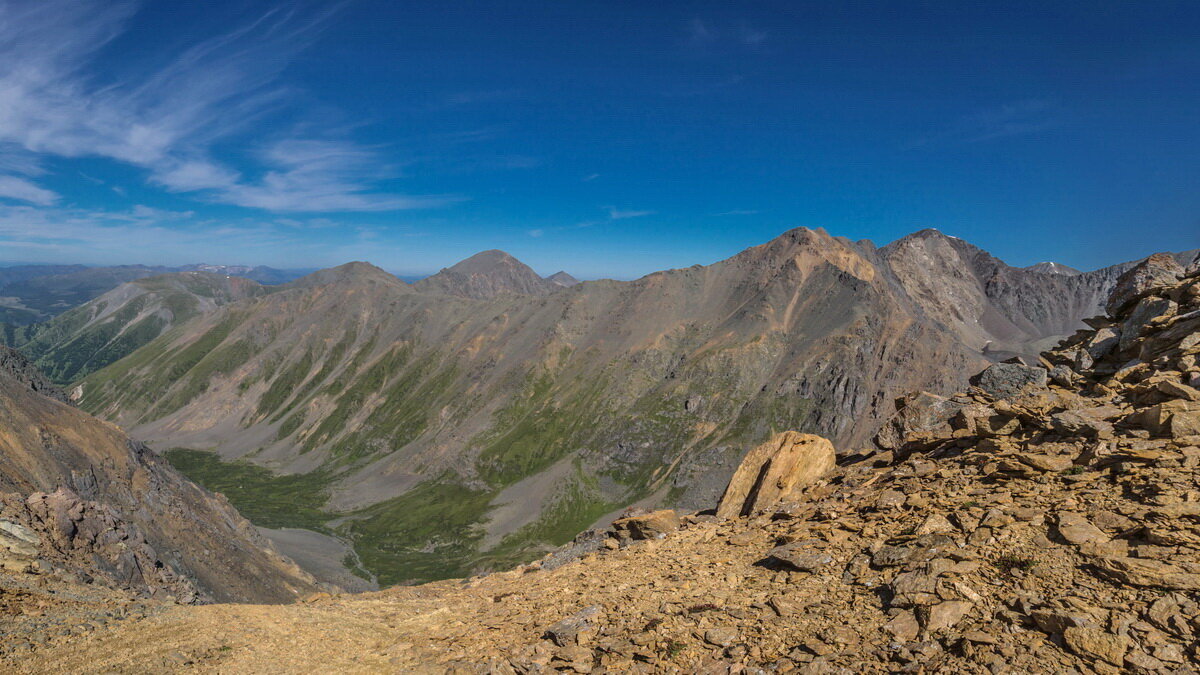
left=5, top=227, right=1195, bottom=588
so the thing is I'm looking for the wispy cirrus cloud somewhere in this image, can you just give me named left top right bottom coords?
left=958, top=100, right=1061, bottom=143
left=0, top=0, right=446, bottom=212
left=151, top=140, right=459, bottom=212
left=685, top=18, right=767, bottom=49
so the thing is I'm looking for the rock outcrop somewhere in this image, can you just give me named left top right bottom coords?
left=1, top=488, right=202, bottom=602
left=0, top=346, right=69, bottom=403
left=716, top=432, right=835, bottom=519
left=1105, top=252, right=1185, bottom=315
left=0, top=348, right=320, bottom=603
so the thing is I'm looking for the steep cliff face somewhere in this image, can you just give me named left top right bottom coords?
left=0, top=348, right=320, bottom=603
left=35, top=228, right=1196, bottom=585
left=0, top=346, right=71, bottom=404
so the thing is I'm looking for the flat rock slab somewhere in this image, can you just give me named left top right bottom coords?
left=767, top=543, right=833, bottom=572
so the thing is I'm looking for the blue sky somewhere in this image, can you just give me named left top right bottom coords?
left=0, top=0, right=1196, bottom=278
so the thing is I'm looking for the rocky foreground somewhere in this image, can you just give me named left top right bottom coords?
left=7, top=251, right=1200, bottom=673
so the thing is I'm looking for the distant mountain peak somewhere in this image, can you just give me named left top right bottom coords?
left=444, top=250, right=524, bottom=275
left=545, top=271, right=579, bottom=287
left=1023, top=261, right=1082, bottom=276
left=415, top=250, right=563, bottom=299
left=290, top=261, right=404, bottom=289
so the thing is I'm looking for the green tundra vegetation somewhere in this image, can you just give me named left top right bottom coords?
left=162, top=448, right=332, bottom=532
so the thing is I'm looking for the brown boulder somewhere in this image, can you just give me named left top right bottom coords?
left=1055, top=512, right=1110, bottom=546
left=611, top=510, right=680, bottom=541
left=1157, top=380, right=1200, bottom=402
left=1137, top=400, right=1200, bottom=437
left=875, top=391, right=964, bottom=450
left=716, top=432, right=835, bottom=519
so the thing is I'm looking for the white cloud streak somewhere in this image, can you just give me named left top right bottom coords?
left=0, top=202, right=389, bottom=266
left=0, top=0, right=446, bottom=212
left=0, top=175, right=57, bottom=205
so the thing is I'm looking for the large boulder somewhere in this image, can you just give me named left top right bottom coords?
left=716, top=431, right=835, bottom=519
left=1106, top=253, right=1184, bottom=316
left=970, top=362, right=1048, bottom=399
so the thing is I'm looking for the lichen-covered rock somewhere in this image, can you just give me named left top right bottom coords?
left=1063, top=627, right=1130, bottom=666
left=0, top=518, right=40, bottom=572
left=766, top=543, right=833, bottom=572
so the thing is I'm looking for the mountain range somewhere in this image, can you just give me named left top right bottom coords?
left=0, top=263, right=310, bottom=326
left=19, top=251, right=1200, bottom=671
left=6, top=228, right=1197, bottom=586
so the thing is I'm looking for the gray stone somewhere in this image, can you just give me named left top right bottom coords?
left=542, top=605, right=603, bottom=646
left=1120, top=296, right=1177, bottom=351
left=970, top=362, right=1048, bottom=399
left=1086, top=327, right=1121, bottom=361
left=704, top=627, right=738, bottom=648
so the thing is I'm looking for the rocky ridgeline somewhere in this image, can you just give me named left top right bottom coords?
left=462, top=251, right=1200, bottom=672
